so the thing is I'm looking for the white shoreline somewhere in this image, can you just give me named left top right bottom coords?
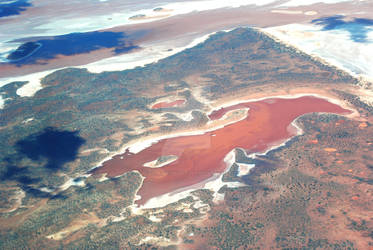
left=137, top=149, right=245, bottom=209
left=0, top=69, right=54, bottom=98
left=0, top=95, right=4, bottom=109
left=91, top=93, right=355, bottom=173
left=82, top=30, right=225, bottom=74
left=90, top=93, right=355, bottom=210
left=263, top=24, right=373, bottom=83
left=278, top=0, right=352, bottom=7
left=236, top=163, right=255, bottom=177
left=18, top=0, right=276, bottom=38
left=0, top=30, right=223, bottom=108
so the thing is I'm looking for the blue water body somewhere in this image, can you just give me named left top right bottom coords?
left=6, top=41, right=41, bottom=61
left=7, top=31, right=139, bottom=65
left=0, top=0, right=31, bottom=18
left=312, top=15, right=373, bottom=43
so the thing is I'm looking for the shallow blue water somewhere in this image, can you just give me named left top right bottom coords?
left=0, top=0, right=31, bottom=18
left=312, top=15, right=373, bottom=43
left=7, top=31, right=139, bottom=65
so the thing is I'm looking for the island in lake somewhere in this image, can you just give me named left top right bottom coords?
left=0, top=17, right=371, bottom=249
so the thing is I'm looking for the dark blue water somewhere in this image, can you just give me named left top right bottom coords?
left=0, top=0, right=31, bottom=18
left=7, top=31, right=139, bottom=65
left=6, top=41, right=41, bottom=61
left=312, top=15, right=373, bottom=43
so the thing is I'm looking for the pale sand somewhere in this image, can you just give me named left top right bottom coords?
left=80, top=147, right=109, bottom=156
left=0, top=69, right=54, bottom=96
left=58, top=175, right=89, bottom=192
left=22, top=117, right=34, bottom=124
left=270, top=9, right=318, bottom=15
left=126, top=109, right=248, bottom=155
left=98, top=173, right=110, bottom=182
left=278, top=0, right=353, bottom=7
left=2, top=1, right=372, bottom=80
left=35, top=175, right=88, bottom=195
left=176, top=110, right=195, bottom=122
left=138, top=236, right=171, bottom=246
left=83, top=30, right=223, bottom=74
left=153, top=8, right=173, bottom=13
left=0, top=189, right=25, bottom=213
left=236, top=163, right=255, bottom=177
left=263, top=24, right=373, bottom=83
left=271, top=10, right=304, bottom=14
left=46, top=212, right=105, bottom=240
left=0, top=30, right=222, bottom=99
left=149, top=97, right=186, bottom=109
left=129, top=14, right=171, bottom=21
left=13, top=0, right=277, bottom=40
left=124, top=0, right=279, bottom=25
left=148, top=215, right=162, bottom=222
left=5, top=0, right=352, bottom=46
left=137, top=150, right=245, bottom=209
left=208, top=92, right=357, bottom=119
left=304, top=11, right=318, bottom=15
left=0, top=96, right=4, bottom=109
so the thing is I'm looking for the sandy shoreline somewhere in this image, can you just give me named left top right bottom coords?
left=90, top=92, right=357, bottom=209
left=0, top=29, right=220, bottom=105
left=2, top=1, right=373, bottom=80
left=91, top=92, right=357, bottom=171
left=262, top=25, right=373, bottom=83
left=136, top=149, right=245, bottom=209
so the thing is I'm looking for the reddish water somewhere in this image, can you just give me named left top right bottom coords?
left=93, top=96, right=350, bottom=205
left=151, top=99, right=185, bottom=109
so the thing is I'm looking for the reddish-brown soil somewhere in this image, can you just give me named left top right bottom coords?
left=93, top=96, right=350, bottom=205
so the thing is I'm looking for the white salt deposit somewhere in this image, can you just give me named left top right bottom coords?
left=264, top=24, right=373, bottom=82
left=83, top=30, right=219, bottom=74
left=278, top=0, right=352, bottom=7
left=0, top=70, right=54, bottom=97
left=138, top=150, right=245, bottom=209
left=0, top=95, right=4, bottom=109
left=236, top=163, right=255, bottom=177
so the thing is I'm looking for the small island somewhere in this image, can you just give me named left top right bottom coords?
left=6, top=41, right=41, bottom=62
left=129, top=14, right=146, bottom=20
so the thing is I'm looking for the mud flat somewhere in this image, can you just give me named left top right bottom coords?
left=92, top=95, right=351, bottom=206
